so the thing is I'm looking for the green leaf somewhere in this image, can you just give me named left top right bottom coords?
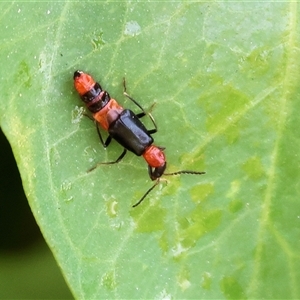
left=1, top=2, right=300, bottom=299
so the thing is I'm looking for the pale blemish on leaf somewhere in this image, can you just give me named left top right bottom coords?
left=226, top=180, right=241, bottom=199
left=101, top=270, right=116, bottom=290
left=124, top=20, right=141, bottom=36
left=91, top=30, right=106, bottom=50
left=106, top=198, right=118, bottom=218
left=177, top=267, right=191, bottom=291
left=71, top=106, right=85, bottom=124
left=201, top=272, right=212, bottom=290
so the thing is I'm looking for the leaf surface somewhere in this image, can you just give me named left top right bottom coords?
left=1, top=2, right=300, bottom=299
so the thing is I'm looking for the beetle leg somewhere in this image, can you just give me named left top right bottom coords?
left=123, top=78, right=158, bottom=134
left=88, top=149, right=127, bottom=172
left=95, top=121, right=112, bottom=148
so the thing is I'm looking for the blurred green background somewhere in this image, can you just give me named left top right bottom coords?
left=0, top=129, right=73, bottom=299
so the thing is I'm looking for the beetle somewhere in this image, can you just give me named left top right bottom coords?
left=73, top=70, right=205, bottom=207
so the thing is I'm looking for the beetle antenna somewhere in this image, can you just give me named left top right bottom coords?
left=164, top=170, right=206, bottom=176
left=132, top=179, right=160, bottom=208
left=132, top=171, right=205, bottom=207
